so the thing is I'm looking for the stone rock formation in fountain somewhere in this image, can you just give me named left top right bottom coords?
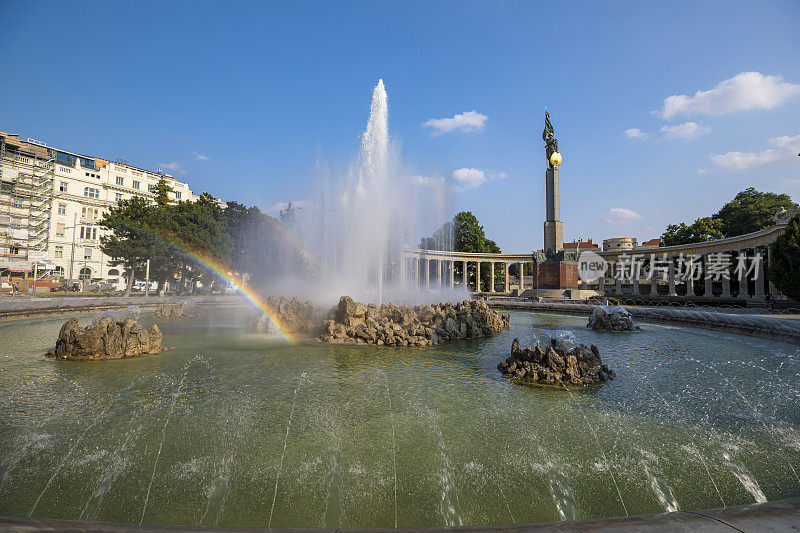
left=588, top=306, right=640, bottom=332
left=154, top=300, right=206, bottom=319
left=46, top=317, right=171, bottom=360
left=317, top=296, right=510, bottom=346
left=498, top=338, right=615, bottom=385
left=251, top=296, right=326, bottom=334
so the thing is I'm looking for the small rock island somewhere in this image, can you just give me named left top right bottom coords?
left=588, top=306, right=640, bottom=332
left=318, top=296, right=510, bottom=346
left=46, top=317, right=171, bottom=360
left=498, top=338, right=615, bottom=385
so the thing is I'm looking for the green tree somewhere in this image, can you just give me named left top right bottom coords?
left=100, top=197, right=171, bottom=296
left=152, top=177, right=175, bottom=206
left=158, top=193, right=232, bottom=293
left=768, top=214, right=800, bottom=302
left=224, top=200, right=309, bottom=289
left=714, top=188, right=793, bottom=237
left=279, top=201, right=297, bottom=229
left=453, top=211, right=488, bottom=253
left=662, top=217, right=724, bottom=246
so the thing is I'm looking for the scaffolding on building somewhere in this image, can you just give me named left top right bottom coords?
left=0, top=132, right=55, bottom=273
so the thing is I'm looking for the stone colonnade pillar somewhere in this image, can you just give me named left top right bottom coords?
left=753, top=246, right=765, bottom=300
left=449, top=260, right=455, bottom=288
left=704, top=254, right=714, bottom=297
left=668, top=259, right=676, bottom=296
left=425, top=258, right=430, bottom=288
left=722, top=273, right=732, bottom=298
left=490, top=261, right=496, bottom=292
left=650, top=269, right=657, bottom=296
left=476, top=261, right=481, bottom=292
left=738, top=250, right=749, bottom=300
left=504, top=262, right=510, bottom=293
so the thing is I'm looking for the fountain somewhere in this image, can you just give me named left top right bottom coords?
left=0, top=80, right=798, bottom=530
left=309, top=79, right=466, bottom=305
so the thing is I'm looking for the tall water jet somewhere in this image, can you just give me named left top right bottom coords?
left=308, top=79, right=466, bottom=304
left=319, top=79, right=401, bottom=303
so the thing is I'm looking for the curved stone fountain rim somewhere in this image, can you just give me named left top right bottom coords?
left=489, top=300, right=800, bottom=345
left=1, top=497, right=798, bottom=531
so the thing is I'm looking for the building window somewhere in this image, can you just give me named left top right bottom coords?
left=54, top=265, right=64, bottom=276
left=116, top=176, right=124, bottom=186
left=10, top=245, right=20, bottom=255
left=79, top=267, right=92, bottom=280
left=59, top=181, right=68, bottom=193
left=148, top=184, right=156, bottom=193
left=56, top=222, right=65, bottom=237
left=108, top=268, right=119, bottom=276
left=115, top=193, right=123, bottom=202
left=12, top=196, right=25, bottom=207
left=132, top=180, right=140, bottom=189
left=83, top=248, right=92, bottom=260
left=80, top=226, right=97, bottom=240
left=55, top=245, right=63, bottom=258
left=11, top=217, right=22, bottom=230
left=81, top=207, right=99, bottom=220
left=56, top=151, right=76, bottom=166
left=84, top=187, right=99, bottom=198
left=175, top=191, right=181, bottom=199
left=57, top=203, right=66, bottom=215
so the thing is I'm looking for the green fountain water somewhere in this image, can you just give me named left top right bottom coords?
left=0, top=306, right=798, bottom=528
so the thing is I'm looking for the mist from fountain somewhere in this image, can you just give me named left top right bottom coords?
left=305, top=79, right=467, bottom=305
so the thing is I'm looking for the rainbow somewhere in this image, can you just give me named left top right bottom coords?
left=161, top=243, right=301, bottom=344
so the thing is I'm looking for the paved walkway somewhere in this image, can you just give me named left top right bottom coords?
left=0, top=294, right=239, bottom=321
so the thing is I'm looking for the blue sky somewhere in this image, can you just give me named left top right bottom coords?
left=2, top=0, right=799, bottom=253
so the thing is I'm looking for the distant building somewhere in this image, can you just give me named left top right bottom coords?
left=602, top=237, right=637, bottom=251
left=1, top=130, right=198, bottom=286
left=639, top=237, right=662, bottom=249
left=563, top=238, right=600, bottom=250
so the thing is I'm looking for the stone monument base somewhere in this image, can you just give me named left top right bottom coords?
left=536, top=261, right=578, bottom=289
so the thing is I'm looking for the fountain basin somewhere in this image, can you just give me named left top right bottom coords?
left=0, top=305, right=798, bottom=528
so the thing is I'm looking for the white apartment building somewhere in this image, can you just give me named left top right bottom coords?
left=1, top=131, right=196, bottom=286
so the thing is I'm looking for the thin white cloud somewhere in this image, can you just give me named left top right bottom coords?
left=451, top=168, right=507, bottom=191
left=602, top=208, right=643, bottom=225
left=267, top=200, right=313, bottom=216
left=409, top=175, right=447, bottom=187
left=697, top=168, right=708, bottom=174
left=710, top=133, right=800, bottom=171
left=194, top=151, right=210, bottom=161
left=160, top=161, right=186, bottom=176
left=658, top=72, right=800, bottom=120
left=660, top=121, right=711, bottom=139
left=623, top=128, right=648, bottom=141
left=423, top=111, right=488, bottom=136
